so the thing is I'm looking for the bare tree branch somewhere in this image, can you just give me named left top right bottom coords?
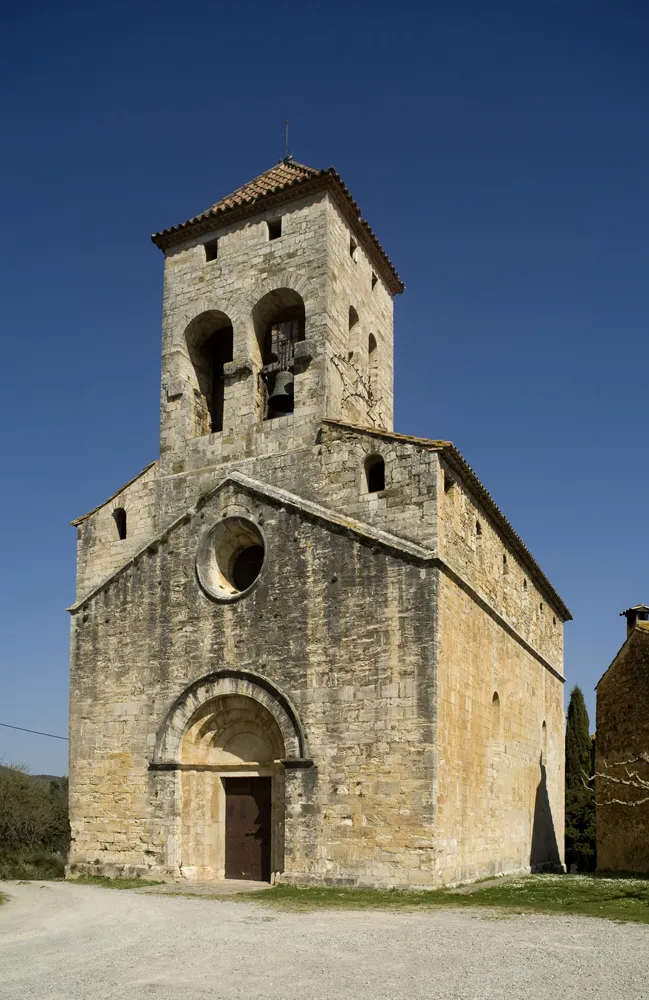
left=601, top=753, right=649, bottom=769
left=590, top=752, right=649, bottom=807
left=592, top=773, right=649, bottom=790
left=595, top=795, right=649, bottom=807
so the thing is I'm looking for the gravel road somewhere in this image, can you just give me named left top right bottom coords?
left=1, top=880, right=648, bottom=1000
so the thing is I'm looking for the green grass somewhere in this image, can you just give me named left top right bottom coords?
left=71, top=876, right=164, bottom=890
left=461, top=874, right=649, bottom=923
left=0, top=892, right=7, bottom=905
left=241, top=874, right=649, bottom=924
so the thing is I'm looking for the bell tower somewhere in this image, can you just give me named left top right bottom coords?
left=152, top=159, right=403, bottom=474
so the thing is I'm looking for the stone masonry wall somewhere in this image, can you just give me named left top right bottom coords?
left=596, top=626, right=649, bottom=873
left=74, top=463, right=158, bottom=600
left=438, top=455, right=564, bottom=668
left=434, top=570, right=565, bottom=883
left=324, top=198, right=394, bottom=430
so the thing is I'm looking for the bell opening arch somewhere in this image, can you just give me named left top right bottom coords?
left=251, top=288, right=305, bottom=421
left=184, top=310, right=234, bottom=435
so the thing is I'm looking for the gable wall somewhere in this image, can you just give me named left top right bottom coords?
left=74, top=463, right=159, bottom=600
left=69, top=483, right=439, bottom=887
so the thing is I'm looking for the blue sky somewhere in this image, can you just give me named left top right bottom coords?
left=1, top=1, right=647, bottom=774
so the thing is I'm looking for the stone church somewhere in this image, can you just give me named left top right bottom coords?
left=68, top=159, right=569, bottom=887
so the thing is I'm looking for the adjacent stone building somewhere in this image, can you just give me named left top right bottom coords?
left=68, top=159, right=570, bottom=887
left=595, top=606, right=649, bottom=873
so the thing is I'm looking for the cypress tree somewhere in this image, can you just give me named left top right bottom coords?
left=565, top=685, right=596, bottom=870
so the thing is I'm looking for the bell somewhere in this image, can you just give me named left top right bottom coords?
left=268, top=370, right=294, bottom=413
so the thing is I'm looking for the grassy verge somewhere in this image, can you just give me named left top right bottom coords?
left=241, top=874, right=649, bottom=924
left=71, top=876, right=164, bottom=890
left=0, top=851, right=66, bottom=880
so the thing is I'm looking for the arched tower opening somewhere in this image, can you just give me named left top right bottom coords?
left=252, top=289, right=305, bottom=420
left=185, top=311, right=234, bottom=435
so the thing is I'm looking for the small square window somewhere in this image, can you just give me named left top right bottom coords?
left=350, top=236, right=358, bottom=261
left=204, top=238, right=219, bottom=262
left=371, top=271, right=378, bottom=290
left=268, top=218, right=282, bottom=240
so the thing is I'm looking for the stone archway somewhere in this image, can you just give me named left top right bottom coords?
left=151, top=670, right=310, bottom=882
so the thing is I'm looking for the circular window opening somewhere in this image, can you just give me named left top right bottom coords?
left=196, top=516, right=266, bottom=602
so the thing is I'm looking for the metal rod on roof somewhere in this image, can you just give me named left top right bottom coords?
left=284, top=120, right=291, bottom=161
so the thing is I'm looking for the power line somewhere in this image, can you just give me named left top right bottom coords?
left=0, top=722, right=68, bottom=741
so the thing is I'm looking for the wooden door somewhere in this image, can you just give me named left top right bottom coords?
left=224, top=777, right=272, bottom=881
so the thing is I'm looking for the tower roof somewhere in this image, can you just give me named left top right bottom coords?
left=151, top=159, right=404, bottom=295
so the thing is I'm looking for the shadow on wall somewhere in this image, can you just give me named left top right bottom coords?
left=530, top=756, right=562, bottom=871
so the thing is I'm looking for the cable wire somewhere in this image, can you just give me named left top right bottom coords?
left=0, top=722, right=68, bottom=741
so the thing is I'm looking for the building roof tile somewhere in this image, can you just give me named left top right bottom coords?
left=151, top=159, right=404, bottom=295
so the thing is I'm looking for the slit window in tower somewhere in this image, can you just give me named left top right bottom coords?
left=204, top=238, right=219, bottom=262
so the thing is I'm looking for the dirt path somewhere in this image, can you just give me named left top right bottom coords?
left=1, top=880, right=648, bottom=1000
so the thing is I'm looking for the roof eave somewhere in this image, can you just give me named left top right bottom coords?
left=151, top=170, right=404, bottom=296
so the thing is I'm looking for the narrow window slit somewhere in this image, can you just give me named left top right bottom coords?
left=204, top=238, right=219, bottom=262
left=365, top=455, right=385, bottom=493
left=113, top=508, right=127, bottom=541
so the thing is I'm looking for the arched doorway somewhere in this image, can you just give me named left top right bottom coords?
left=152, top=669, right=309, bottom=883
left=179, top=694, right=285, bottom=881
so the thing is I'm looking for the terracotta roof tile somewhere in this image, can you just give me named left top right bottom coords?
left=204, top=160, right=322, bottom=214
left=151, top=159, right=404, bottom=295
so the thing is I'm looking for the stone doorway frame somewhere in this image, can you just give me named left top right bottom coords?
left=149, top=669, right=313, bottom=882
